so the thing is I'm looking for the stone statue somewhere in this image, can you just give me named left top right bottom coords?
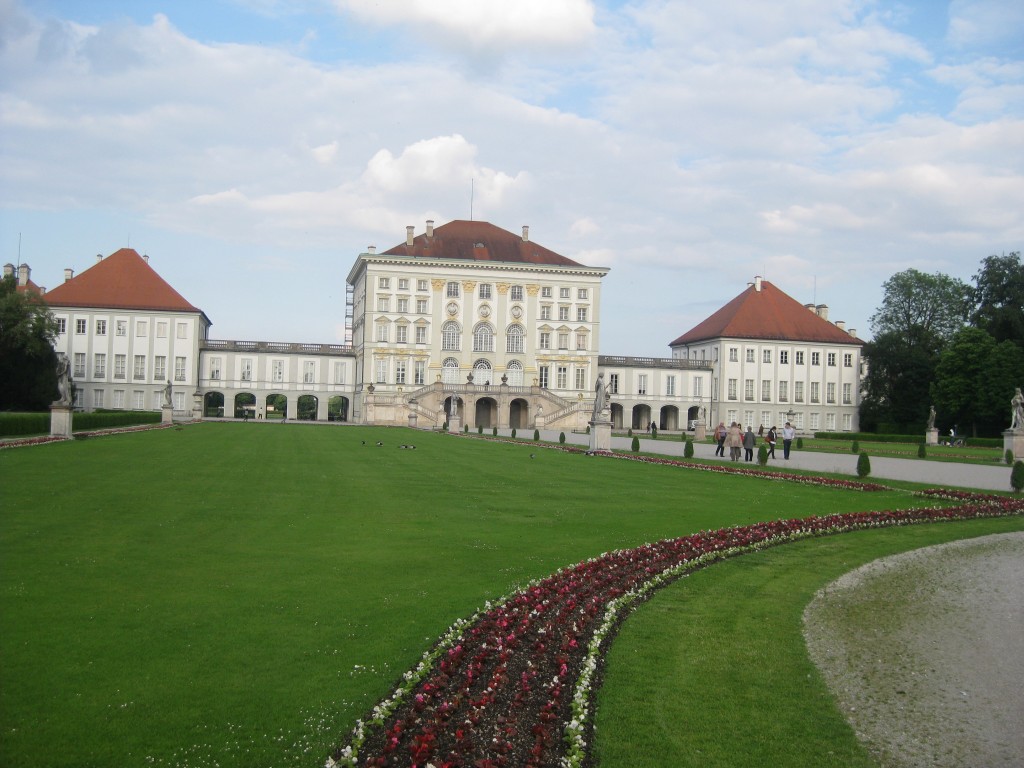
left=163, top=379, right=173, bottom=408
left=54, top=353, right=72, bottom=406
left=1012, top=387, right=1024, bottom=431
left=592, top=372, right=609, bottom=421
left=448, top=395, right=460, bottom=421
left=927, top=405, right=936, bottom=430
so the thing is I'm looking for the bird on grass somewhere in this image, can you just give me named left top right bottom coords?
left=530, top=453, right=535, bottom=459
left=376, top=441, right=383, bottom=446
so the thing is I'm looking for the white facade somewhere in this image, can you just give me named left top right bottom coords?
left=51, top=307, right=208, bottom=415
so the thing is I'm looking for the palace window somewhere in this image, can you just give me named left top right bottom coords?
left=728, top=378, right=737, bottom=400
left=96, top=320, right=107, bottom=335
left=93, top=353, right=106, bottom=377
left=415, top=325, right=427, bottom=344
left=637, top=374, right=647, bottom=396
left=473, top=323, right=494, bottom=352
left=608, top=373, right=619, bottom=394
left=556, top=366, right=568, bottom=388
left=510, top=285, right=524, bottom=301
left=114, top=354, right=126, bottom=379
left=479, top=284, right=492, bottom=299
left=446, top=281, right=460, bottom=298
left=174, top=357, right=186, bottom=382
left=441, top=321, right=460, bottom=351
left=744, top=379, right=754, bottom=400
left=272, top=360, right=283, bottom=382
left=780, top=350, right=788, bottom=364
left=116, top=320, right=127, bottom=336
left=577, top=307, right=588, bottom=322
left=506, top=324, right=524, bottom=354
left=763, top=349, right=771, bottom=363
left=843, top=383, right=852, bottom=404
left=134, top=355, right=147, bottom=379
left=666, top=375, right=676, bottom=396
left=729, top=347, right=738, bottom=362
left=746, top=349, right=755, bottom=363
left=76, top=319, right=86, bottom=334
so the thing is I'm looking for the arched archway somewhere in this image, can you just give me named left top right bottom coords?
left=444, top=395, right=463, bottom=422
left=687, top=405, right=700, bottom=429
left=475, top=397, right=497, bottom=428
left=266, top=394, right=287, bottom=420
left=631, top=403, right=652, bottom=430
left=297, top=394, right=318, bottom=420
left=508, top=398, right=529, bottom=429
left=234, top=392, right=255, bottom=419
left=610, top=402, right=624, bottom=430
left=204, top=391, right=224, bottom=418
left=660, top=405, right=680, bottom=431
left=328, top=396, right=349, bottom=422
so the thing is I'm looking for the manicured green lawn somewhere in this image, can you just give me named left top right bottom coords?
left=1, top=423, right=1016, bottom=767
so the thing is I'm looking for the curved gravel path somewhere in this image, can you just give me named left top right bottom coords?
left=803, top=532, right=1024, bottom=768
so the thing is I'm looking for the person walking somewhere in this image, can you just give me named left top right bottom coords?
left=743, top=425, right=755, bottom=462
left=766, top=425, right=777, bottom=459
left=782, top=421, right=795, bottom=459
left=727, top=422, right=743, bottom=461
left=714, top=422, right=727, bottom=457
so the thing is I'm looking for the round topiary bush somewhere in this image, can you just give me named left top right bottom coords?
left=683, top=439, right=694, bottom=458
left=918, top=443, right=927, bottom=459
left=757, top=444, right=769, bottom=466
left=1012, top=460, right=1024, bottom=493
left=631, top=436, right=640, bottom=453
left=851, top=440, right=860, bottom=454
left=558, top=432, right=565, bottom=444
left=856, top=451, right=871, bottom=478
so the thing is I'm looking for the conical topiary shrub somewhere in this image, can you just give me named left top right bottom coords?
left=918, top=443, right=927, bottom=459
left=631, top=436, right=640, bottom=453
left=683, top=439, right=694, bottom=458
left=558, top=432, right=565, bottom=444
left=851, top=440, right=860, bottom=454
left=856, top=451, right=871, bottom=478
left=533, top=429, right=540, bottom=441
left=1012, top=460, right=1024, bottom=493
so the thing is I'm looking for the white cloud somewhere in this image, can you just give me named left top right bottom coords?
left=334, top=0, right=596, bottom=53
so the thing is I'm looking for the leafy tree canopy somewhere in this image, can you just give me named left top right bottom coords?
left=870, top=268, right=971, bottom=348
left=0, top=275, right=60, bottom=410
left=972, top=252, right=1024, bottom=349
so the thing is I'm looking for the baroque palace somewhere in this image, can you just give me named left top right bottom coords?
left=8, top=219, right=864, bottom=433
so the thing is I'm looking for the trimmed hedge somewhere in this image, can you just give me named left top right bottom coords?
left=0, top=410, right=161, bottom=437
left=813, top=431, right=1001, bottom=448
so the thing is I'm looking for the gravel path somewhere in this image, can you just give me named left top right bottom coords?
left=803, top=532, right=1024, bottom=768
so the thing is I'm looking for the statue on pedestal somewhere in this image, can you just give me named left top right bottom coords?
left=163, top=379, right=173, bottom=408
left=1011, top=387, right=1024, bottom=431
left=54, top=353, right=72, bottom=406
left=591, top=372, right=610, bottom=422
left=927, top=405, right=936, bottom=430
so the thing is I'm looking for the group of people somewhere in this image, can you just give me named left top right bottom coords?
left=714, top=421, right=796, bottom=462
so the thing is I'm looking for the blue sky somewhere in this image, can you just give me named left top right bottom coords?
left=2, top=0, right=1021, bottom=355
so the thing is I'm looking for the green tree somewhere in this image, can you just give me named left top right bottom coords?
left=871, top=268, right=971, bottom=344
left=856, top=451, right=871, bottom=478
left=972, top=252, right=1024, bottom=350
left=978, top=340, right=1024, bottom=434
left=931, top=327, right=996, bottom=436
left=0, top=275, right=59, bottom=410
left=860, top=330, right=939, bottom=432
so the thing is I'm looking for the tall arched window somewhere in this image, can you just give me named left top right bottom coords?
left=473, top=322, right=494, bottom=352
left=506, top=323, right=525, bottom=354
left=474, top=359, right=493, bottom=384
left=506, top=360, right=523, bottom=386
left=442, top=321, right=461, bottom=351
left=442, top=357, right=460, bottom=384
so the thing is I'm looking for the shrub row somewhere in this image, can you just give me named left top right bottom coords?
left=814, top=431, right=1002, bottom=448
left=0, top=410, right=162, bottom=437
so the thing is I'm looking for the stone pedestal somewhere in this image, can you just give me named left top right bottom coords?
left=1004, top=430, right=1024, bottom=462
left=694, top=421, right=707, bottom=441
left=589, top=418, right=612, bottom=453
left=50, top=404, right=73, bottom=437
left=926, top=428, right=939, bottom=446
left=161, top=405, right=173, bottom=424
left=448, top=415, right=462, bottom=433
left=408, top=413, right=418, bottom=428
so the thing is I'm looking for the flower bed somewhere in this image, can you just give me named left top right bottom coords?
left=327, top=495, right=1024, bottom=768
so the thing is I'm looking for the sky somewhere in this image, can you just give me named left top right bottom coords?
left=1, top=0, right=1021, bottom=356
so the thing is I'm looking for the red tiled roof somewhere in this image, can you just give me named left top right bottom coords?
left=381, top=220, right=583, bottom=266
left=44, top=248, right=204, bottom=314
left=669, top=280, right=863, bottom=346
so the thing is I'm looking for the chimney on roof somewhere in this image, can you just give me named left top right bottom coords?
left=848, top=328, right=857, bottom=338
left=835, top=320, right=846, bottom=331
left=426, top=220, right=434, bottom=238
left=3, top=263, right=13, bottom=278
left=522, top=225, right=530, bottom=242
left=805, top=303, right=815, bottom=312
left=754, top=275, right=762, bottom=292
left=367, top=245, right=376, bottom=254
left=816, top=304, right=829, bottom=321
left=96, top=253, right=103, bottom=264
left=142, top=254, right=149, bottom=263
left=64, top=268, right=74, bottom=282
left=406, top=226, right=415, bottom=246
left=18, top=264, right=30, bottom=287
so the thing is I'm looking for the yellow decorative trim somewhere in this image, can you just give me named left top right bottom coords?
left=431, top=279, right=445, bottom=291
left=496, top=283, right=510, bottom=294
left=526, top=284, right=540, bottom=296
